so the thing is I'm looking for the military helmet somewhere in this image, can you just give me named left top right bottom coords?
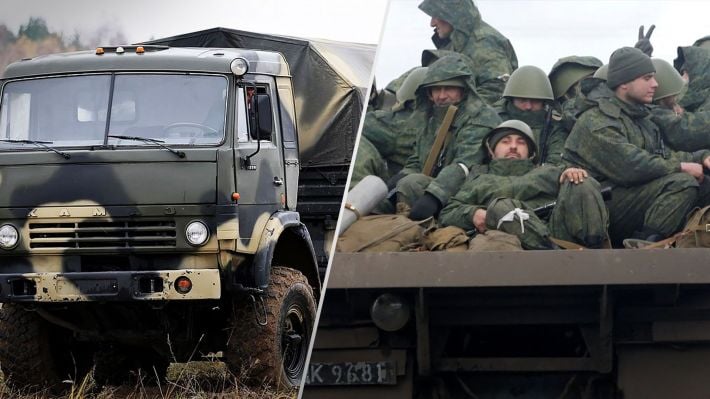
left=693, top=35, right=710, bottom=50
left=418, top=54, right=473, bottom=93
left=503, top=65, right=554, bottom=101
left=485, top=119, right=537, bottom=158
left=593, top=64, right=609, bottom=81
left=393, top=67, right=428, bottom=111
left=652, top=58, right=685, bottom=101
left=548, top=56, right=603, bottom=99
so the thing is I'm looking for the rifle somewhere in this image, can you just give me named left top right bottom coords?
left=538, top=106, right=553, bottom=164
left=534, top=186, right=612, bottom=218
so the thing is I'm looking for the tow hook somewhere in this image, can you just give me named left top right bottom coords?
left=249, top=294, right=268, bottom=326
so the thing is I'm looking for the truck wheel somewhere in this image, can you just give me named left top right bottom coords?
left=226, top=266, right=316, bottom=389
left=0, top=304, right=88, bottom=391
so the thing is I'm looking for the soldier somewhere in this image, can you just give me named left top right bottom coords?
left=418, top=0, right=518, bottom=104
left=495, top=65, right=569, bottom=165
left=350, top=136, right=388, bottom=187
left=674, top=45, right=710, bottom=113
left=564, top=47, right=710, bottom=245
left=390, top=54, right=501, bottom=221
left=649, top=58, right=710, bottom=152
left=548, top=56, right=603, bottom=132
left=439, top=120, right=607, bottom=249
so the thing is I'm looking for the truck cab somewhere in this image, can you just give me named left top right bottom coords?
left=0, top=45, right=319, bottom=390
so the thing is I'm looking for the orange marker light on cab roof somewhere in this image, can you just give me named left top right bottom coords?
left=136, top=46, right=145, bottom=54
left=95, top=47, right=105, bottom=55
left=232, top=192, right=240, bottom=201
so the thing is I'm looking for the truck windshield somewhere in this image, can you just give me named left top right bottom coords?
left=0, top=73, right=227, bottom=149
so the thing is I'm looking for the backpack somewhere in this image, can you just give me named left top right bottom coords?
left=336, top=214, right=428, bottom=252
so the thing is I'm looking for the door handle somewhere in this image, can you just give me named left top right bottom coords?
left=273, top=176, right=284, bottom=186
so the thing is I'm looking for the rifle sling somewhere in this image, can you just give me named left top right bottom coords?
left=422, top=105, right=458, bottom=176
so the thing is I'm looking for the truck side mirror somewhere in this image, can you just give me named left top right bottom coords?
left=253, top=94, right=273, bottom=141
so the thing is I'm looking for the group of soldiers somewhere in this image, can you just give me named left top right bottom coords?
left=351, top=0, right=710, bottom=250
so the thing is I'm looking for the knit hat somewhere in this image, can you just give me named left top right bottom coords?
left=607, top=47, right=655, bottom=89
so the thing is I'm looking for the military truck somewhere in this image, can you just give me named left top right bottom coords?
left=0, top=27, right=373, bottom=390
left=305, top=249, right=710, bottom=398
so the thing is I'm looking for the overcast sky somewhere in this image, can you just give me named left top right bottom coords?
left=376, top=0, right=710, bottom=86
left=1, top=0, right=388, bottom=45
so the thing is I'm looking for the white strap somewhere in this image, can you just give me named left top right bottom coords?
left=497, top=208, right=530, bottom=233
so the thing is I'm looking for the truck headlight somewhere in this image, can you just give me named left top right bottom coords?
left=185, top=221, right=209, bottom=246
left=370, top=293, right=410, bottom=332
left=0, top=224, right=19, bottom=249
left=230, top=58, right=249, bottom=76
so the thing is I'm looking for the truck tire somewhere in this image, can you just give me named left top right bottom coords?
left=0, top=304, right=87, bottom=391
left=226, top=266, right=316, bottom=389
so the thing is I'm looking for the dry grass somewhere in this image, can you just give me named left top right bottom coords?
left=0, top=361, right=297, bottom=399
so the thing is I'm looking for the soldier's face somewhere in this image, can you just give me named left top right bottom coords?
left=430, top=17, right=453, bottom=39
left=428, top=86, right=464, bottom=106
left=512, top=97, right=545, bottom=112
left=492, top=133, right=530, bottom=160
left=620, top=73, right=658, bottom=104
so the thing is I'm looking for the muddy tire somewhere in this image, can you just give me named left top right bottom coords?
left=226, top=266, right=316, bottom=389
left=0, top=304, right=88, bottom=391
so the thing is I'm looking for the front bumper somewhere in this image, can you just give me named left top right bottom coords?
left=0, top=269, right=221, bottom=302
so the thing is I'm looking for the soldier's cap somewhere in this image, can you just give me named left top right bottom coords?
left=486, top=120, right=536, bottom=158
left=607, top=47, right=655, bottom=89
left=422, top=78, right=466, bottom=88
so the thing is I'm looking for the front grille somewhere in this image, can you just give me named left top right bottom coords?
left=29, top=220, right=176, bottom=249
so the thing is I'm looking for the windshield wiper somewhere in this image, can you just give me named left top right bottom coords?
left=107, top=135, right=185, bottom=158
left=0, top=139, right=71, bottom=159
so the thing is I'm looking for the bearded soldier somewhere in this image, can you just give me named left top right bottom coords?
left=439, top=120, right=607, bottom=249
left=390, top=53, right=501, bottom=221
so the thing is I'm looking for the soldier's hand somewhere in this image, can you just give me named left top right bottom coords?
left=473, top=208, right=487, bottom=233
left=703, top=156, right=710, bottom=171
left=409, top=193, right=442, bottom=221
left=635, top=24, right=655, bottom=56
left=560, top=167, right=588, bottom=184
left=681, top=162, right=704, bottom=182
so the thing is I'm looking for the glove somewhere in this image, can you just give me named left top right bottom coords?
left=386, top=171, right=406, bottom=190
left=634, top=24, right=655, bottom=56
left=409, top=193, right=442, bottom=221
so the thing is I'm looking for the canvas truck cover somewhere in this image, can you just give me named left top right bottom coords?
left=143, top=27, right=376, bottom=167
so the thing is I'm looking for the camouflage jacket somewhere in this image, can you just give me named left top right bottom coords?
left=564, top=82, right=710, bottom=187
left=350, top=136, right=387, bottom=187
left=676, top=46, right=710, bottom=112
left=652, top=107, right=710, bottom=152
left=362, top=106, right=417, bottom=176
left=439, top=158, right=561, bottom=230
left=496, top=100, right=569, bottom=165
left=402, top=97, right=501, bottom=203
left=419, top=0, right=518, bottom=104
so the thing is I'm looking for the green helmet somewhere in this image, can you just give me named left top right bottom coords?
left=693, top=35, right=710, bottom=50
left=393, top=67, right=428, bottom=111
left=485, top=119, right=537, bottom=158
left=548, top=56, right=602, bottom=99
left=593, top=64, right=608, bottom=81
left=652, top=58, right=685, bottom=101
left=503, top=65, right=554, bottom=101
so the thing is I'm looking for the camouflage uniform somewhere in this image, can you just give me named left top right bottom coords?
left=396, top=55, right=501, bottom=209
left=652, top=107, right=710, bottom=152
left=419, top=0, right=518, bottom=104
left=350, top=136, right=387, bottom=187
left=675, top=46, right=710, bottom=112
left=564, top=81, right=710, bottom=244
left=361, top=109, right=417, bottom=179
left=439, top=158, right=607, bottom=250
left=495, top=100, right=568, bottom=166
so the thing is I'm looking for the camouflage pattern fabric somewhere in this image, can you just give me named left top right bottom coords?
left=396, top=54, right=502, bottom=207
left=496, top=99, right=569, bottom=165
left=652, top=107, right=710, bottom=152
left=564, top=80, right=710, bottom=243
left=350, top=136, right=388, bottom=187
left=439, top=158, right=608, bottom=249
left=362, top=107, right=418, bottom=178
left=675, top=46, right=710, bottom=112
left=419, top=0, right=518, bottom=104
